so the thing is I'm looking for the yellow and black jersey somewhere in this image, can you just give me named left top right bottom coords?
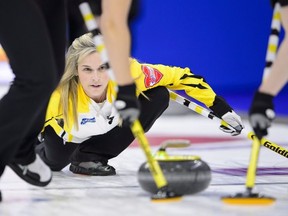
left=44, top=58, right=216, bottom=143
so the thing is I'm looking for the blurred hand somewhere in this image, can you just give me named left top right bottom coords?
left=249, top=91, right=275, bottom=139
left=114, top=83, right=140, bottom=127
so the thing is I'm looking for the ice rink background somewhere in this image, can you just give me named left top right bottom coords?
left=0, top=81, right=288, bottom=215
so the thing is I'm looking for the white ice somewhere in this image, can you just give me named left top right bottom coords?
left=0, top=84, right=288, bottom=216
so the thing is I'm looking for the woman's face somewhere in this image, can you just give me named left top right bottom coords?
left=77, top=52, right=110, bottom=102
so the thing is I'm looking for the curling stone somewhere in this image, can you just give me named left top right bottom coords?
left=137, top=140, right=211, bottom=195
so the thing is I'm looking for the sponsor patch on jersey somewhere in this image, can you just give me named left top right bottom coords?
left=80, top=117, right=96, bottom=125
left=142, top=65, right=163, bottom=88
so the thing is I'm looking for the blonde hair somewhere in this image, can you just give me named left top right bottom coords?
left=58, top=33, right=97, bottom=130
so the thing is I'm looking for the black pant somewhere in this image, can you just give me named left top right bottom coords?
left=0, top=0, right=67, bottom=175
left=36, top=87, right=169, bottom=171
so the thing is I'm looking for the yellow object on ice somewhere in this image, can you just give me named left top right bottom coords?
left=222, top=197, right=275, bottom=205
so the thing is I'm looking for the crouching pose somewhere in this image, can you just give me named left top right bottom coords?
left=36, top=33, right=244, bottom=176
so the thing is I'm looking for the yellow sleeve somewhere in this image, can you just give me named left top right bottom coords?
left=130, top=58, right=216, bottom=107
left=43, top=90, right=64, bottom=135
left=45, top=90, right=61, bottom=123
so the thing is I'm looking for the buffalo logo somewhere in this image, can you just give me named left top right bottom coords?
left=142, top=65, right=163, bottom=88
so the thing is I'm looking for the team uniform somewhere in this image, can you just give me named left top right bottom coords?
left=36, top=58, right=217, bottom=171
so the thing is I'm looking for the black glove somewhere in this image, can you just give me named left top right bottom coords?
left=249, top=91, right=275, bottom=140
left=209, top=96, right=244, bottom=136
left=114, top=83, right=140, bottom=127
